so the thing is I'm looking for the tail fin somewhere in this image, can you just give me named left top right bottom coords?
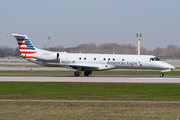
left=11, top=34, right=37, bottom=59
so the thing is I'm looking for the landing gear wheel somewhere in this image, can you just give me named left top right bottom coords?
left=84, top=72, right=90, bottom=76
left=74, top=71, right=79, bottom=76
left=160, top=73, right=164, bottom=77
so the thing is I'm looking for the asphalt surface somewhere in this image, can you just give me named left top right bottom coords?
left=0, top=76, right=179, bottom=83
left=0, top=67, right=74, bottom=71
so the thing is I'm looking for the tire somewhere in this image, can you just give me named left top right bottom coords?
left=160, top=73, right=164, bottom=77
left=74, top=71, right=79, bottom=76
left=84, top=72, right=90, bottom=76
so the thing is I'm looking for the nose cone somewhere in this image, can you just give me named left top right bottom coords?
left=170, top=65, right=175, bottom=70
left=165, top=62, right=175, bottom=70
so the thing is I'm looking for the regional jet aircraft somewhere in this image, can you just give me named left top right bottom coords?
left=11, top=34, right=175, bottom=77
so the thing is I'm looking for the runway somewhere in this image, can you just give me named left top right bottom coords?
left=0, top=76, right=180, bottom=83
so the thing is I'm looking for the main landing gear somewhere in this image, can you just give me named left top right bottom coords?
left=160, top=73, right=164, bottom=77
left=74, top=71, right=80, bottom=76
left=74, top=67, right=81, bottom=76
left=84, top=71, right=92, bottom=76
left=74, top=71, right=92, bottom=76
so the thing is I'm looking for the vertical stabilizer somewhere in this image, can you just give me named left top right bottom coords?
left=11, top=34, right=37, bottom=59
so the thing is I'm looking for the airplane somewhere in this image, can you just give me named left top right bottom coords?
left=11, top=34, right=175, bottom=77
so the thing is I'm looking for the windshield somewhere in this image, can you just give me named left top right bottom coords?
left=150, top=57, right=161, bottom=61
left=154, top=57, right=161, bottom=61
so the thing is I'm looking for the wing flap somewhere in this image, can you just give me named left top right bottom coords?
left=69, top=64, right=99, bottom=71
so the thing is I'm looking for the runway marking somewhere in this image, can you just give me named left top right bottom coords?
left=0, top=99, right=180, bottom=103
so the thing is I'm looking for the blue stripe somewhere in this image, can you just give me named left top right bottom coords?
left=28, top=48, right=35, bottom=50
left=25, top=41, right=31, bottom=44
left=26, top=43, right=33, bottom=46
left=23, top=39, right=35, bottom=49
left=27, top=45, right=34, bottom=48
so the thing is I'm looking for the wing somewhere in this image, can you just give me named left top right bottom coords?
left=69, top=63, right=99, bottom=71
left=69, top=63, right=115, bottom=71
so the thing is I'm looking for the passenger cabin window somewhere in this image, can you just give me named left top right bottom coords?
left=103, top=58, right=106, bottom=61
left=122, top=59, right=124, bottom=61
left=84, top=57, right=86, bottom=60
left=108, top=58, right=110, bottom=61
left=94, top=58, right=96, bottom=60
left=79, top=57, right=81, bottom=60
left=113, top=58, right=115, bottom=61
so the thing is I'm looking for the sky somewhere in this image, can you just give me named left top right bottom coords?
left=1, top=0, right=180, bottom=50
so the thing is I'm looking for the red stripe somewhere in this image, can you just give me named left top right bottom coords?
left=19, top=47, right=28, bottom=49
left=23, top=56, right=33, bottom=58
left=21, top=52, right=36, bottom=54
left=17, top=39, right=24, bottom=41
left=18, top=43, right=26, bottom=45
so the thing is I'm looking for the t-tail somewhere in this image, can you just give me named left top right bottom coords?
left=11, top=34, right=37, bottom=59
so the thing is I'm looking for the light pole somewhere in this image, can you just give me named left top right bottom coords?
left=48, top=37, right=50, bottom=51
left=136, top=33, right=142, bottom=55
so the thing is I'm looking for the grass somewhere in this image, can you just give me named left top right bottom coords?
left=0, top=102, right=180, bottom=120
left=0, top=83, right=180, bottom=101
left=1, top=82, right=180, bottom=119
left=0, top=70, right=179, bottom=76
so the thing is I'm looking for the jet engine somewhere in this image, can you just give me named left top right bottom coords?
left=33, top=52, right=59, bottom=61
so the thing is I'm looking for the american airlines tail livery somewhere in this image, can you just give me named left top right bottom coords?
left=11, top=34, right=175, bottom=77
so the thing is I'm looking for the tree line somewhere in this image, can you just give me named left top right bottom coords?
left=0, top=43, right=180, bottom=58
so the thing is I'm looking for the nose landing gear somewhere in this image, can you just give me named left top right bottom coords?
left=160, top=73, right=164, bottom=77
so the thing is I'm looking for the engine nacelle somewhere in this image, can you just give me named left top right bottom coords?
left=33, top=52, right=59, bottom=61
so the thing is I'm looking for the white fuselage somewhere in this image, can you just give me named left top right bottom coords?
left=29, top=51, right=175, bottom=72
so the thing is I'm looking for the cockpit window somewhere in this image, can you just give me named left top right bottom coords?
left=154, top=57, right=160, bottom=61
left=150, top=57, right=160, bottom=61
left=150, top=58, right=154, bottom=61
